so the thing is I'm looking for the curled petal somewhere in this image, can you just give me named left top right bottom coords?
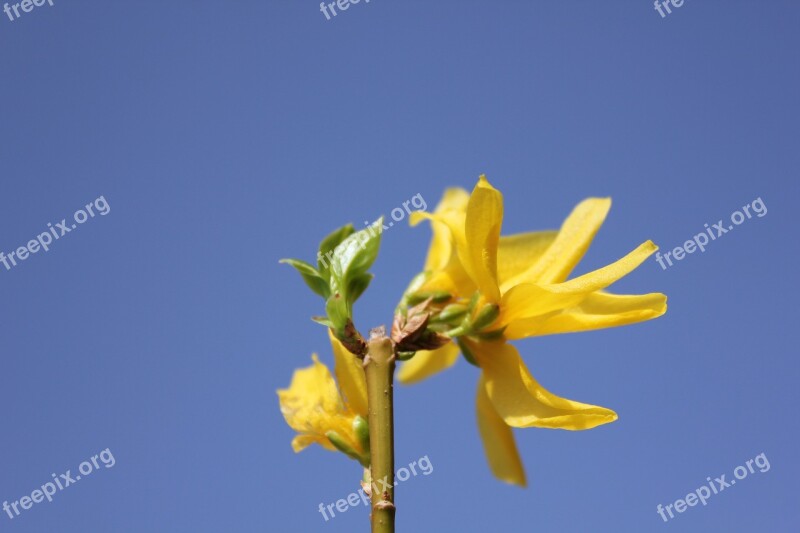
left=411, top=188, right=469, bottom=273
left=463, top=176, right=503, bottom=302
left=412, top=177, right=505, bottom=302
left=411, top=192, right=476, bottom=298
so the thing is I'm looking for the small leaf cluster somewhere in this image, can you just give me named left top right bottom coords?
left=281, top=220, right=383, bottom=347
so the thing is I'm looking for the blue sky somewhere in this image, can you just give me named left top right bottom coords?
left=0, top=1, right=798, bottom=532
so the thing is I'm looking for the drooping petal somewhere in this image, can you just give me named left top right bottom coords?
left=505, top=291, right=667, bottom=339
left=499, top=241, right=659, bottom=325
left=397, top=342, right=460, bottom=384
left=498, top=230, right=558, bottom=293
left=462, top=175, right=503, bottom=302
left=476, top=374, right=527, bottom=486
left=329, top=330, right=368, bottom=417
left=515, top=198, right=611, bottom=285
left=469, top=341, right=617, bottom=430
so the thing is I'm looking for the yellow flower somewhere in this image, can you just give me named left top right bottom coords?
left=278, top=331, right=369, bottom=464
left=398, top=176, right=667, bottom=486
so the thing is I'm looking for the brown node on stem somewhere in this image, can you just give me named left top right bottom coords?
left=337, top=319, right=368, bottom=357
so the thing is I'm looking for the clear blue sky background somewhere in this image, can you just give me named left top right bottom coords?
left=1, top=2, right=798, bottom=532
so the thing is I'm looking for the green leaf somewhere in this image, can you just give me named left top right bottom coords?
left=348, top=273, right=373, bottom=305
left=318, top=224, right=355, bottom=279
left=279, top=258, right=329, bottom=298
left=326, top=219, right=383, bottom=329
left=330, top=219, right=382, bottom=289
left=325, top=292, right=350, bottom=333
left=311, top=315, right=334, bottom=327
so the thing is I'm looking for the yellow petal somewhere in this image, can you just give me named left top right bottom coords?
left=413, top=182, right=499, bottom=302
left=278, top=354, right=344, bottom=427
left=469, top=340, right=617, bottom=430
left=410, top=189, right=476, bottom=297
left=515, top=198, right=611, bottom=284
left=554, top=240, right=658, bottom=293
left=476, top=374, right=527, bottom=486
left=411, top=188, right=469, bottom=273
left=498, top=230, right=558, bottom=293
left=329, top=330, right=368, bottom=417
left=420, top=266, right=476, bottom=297
left=499, top=241, right=659, bottom=324
left=291, top=434, right=331, bottom=453
left=277, top=355, right=363, bottom=455
left=412, top=213, right=476, bottom=297
left=397, top=342, right=460, bottom=384
left=500, top=284, right=586, bottom=325
left=505, top=291, right=667, bottom=339
left=410, top=187, right=469, bottom=226
left=462, top=175, right=503, bottom=302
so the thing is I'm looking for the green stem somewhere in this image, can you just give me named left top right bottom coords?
left=364, top=333, right=396, bottom=533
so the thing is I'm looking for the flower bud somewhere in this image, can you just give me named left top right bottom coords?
left=353, top=415, right=370, bottom=455
left=471, top=303, right=500, bottom=331
left=407, top=290, right=452, bottom=305
left=456, top=339, right=479, bottom=367
left=326, top=430, right=369, bottom=466
left=433, top=303, right=469, bottom=324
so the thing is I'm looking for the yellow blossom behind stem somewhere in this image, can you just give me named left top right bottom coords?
left=278, top=334, right=368, bottom=461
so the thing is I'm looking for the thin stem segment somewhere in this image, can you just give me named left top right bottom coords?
left=364, top=333, right=396, bottom=533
